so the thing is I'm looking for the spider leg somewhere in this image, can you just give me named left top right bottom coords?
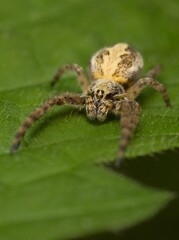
left=51, top=64, right=90, bottom=92
left=115, top=100, right=141, bottom=168
left=144, top=64, right=162, bottom=78
left=10, top=93, right=85, bottom=153
left=85, top=95, right=96, bottom=120
left=126, top=77, right=171, bottom=107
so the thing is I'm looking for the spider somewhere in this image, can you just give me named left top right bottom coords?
left=10, top=43, right=171, bottom=168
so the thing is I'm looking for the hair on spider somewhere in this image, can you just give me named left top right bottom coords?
left=10, top=43, right=171, bottom=168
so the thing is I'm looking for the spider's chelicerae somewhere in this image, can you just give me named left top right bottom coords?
left=10, top=43, right=171, bottom=167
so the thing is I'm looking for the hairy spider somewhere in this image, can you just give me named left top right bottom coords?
left=10, top=43, right=171, bottom=167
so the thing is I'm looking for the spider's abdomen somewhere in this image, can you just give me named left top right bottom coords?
left=90, top=43, right=144, bottom=84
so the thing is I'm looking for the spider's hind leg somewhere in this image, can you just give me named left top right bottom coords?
left=144, top=64, right=162, bottom=78
left=126, top=77, right=171, bottom=108
left=51, top=64, right=89, bottom=92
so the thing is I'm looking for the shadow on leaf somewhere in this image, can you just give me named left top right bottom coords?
left=110, top=148, right=179, bottom=192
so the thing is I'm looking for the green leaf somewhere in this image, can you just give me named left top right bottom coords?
left=0, top=0, right=178, bottom=239
left=0, top=158, right=172, bottom=240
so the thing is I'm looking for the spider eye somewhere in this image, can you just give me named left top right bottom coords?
left=105, top=93, right=114, bottom=100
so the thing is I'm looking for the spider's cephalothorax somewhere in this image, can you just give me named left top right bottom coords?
left=10, top=43, right=171, bottom=168
left=86, top=79, right=126, bottom=121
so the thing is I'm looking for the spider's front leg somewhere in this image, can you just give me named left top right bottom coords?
left=114, top=100, right=141, bottom=168
left=10, top=93, right=85, bottom=153
left=85, top=95, right=96, bottom=120
left=51, top=64, right=90, bottom=92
